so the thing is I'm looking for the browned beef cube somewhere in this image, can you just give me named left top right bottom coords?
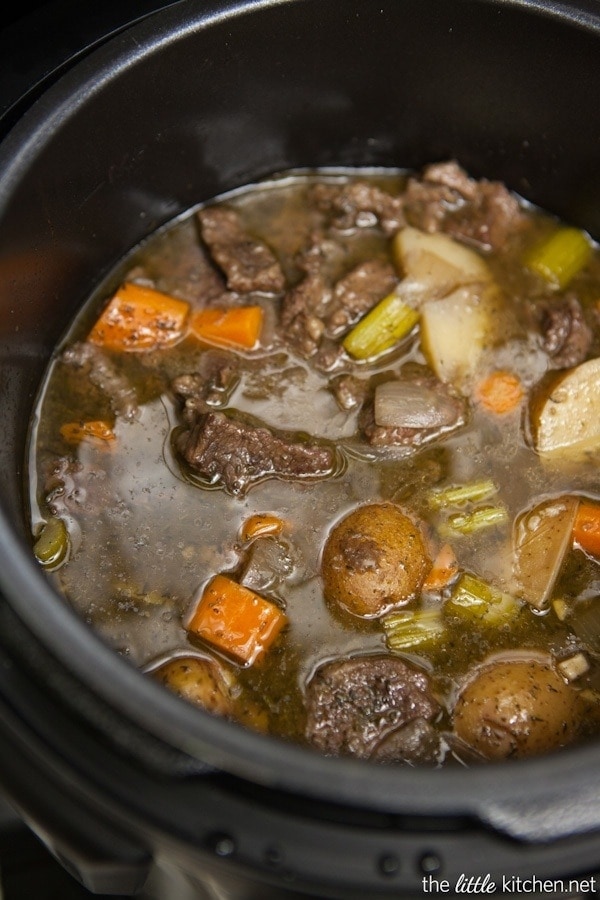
left=198, top=206, right=286, bottom=293
left=305, top=655, right=439, bottom=758
left=175, top=410, right=338, bottom=496
left=280, top=273, right=330, bottom=357
left=325, top=260, right=397, bottom=337
left=404, top=160, right=527, bottom=251
left=309, top=180, right=406, bottom=235
left=532, top=293, right=593, bottom=369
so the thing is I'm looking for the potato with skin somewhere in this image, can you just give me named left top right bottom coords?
left=321, top=503, right=431, bottom=618
left=530, top=357, right=600, bottom=458
left=393, top=226, right=493, bottom=291
left=453, top=655, right=582, bottom=760
left=152, top=655, right=268, bottom=732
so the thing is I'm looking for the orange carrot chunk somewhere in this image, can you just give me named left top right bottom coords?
left=88, top=282, right=190, bottom=352
left=573, top=502, right=600, bottom=557
left=189, top=305, right=263, bottom=349
left=186, top=574, right=287, bottom=666
left=422, top=543, right=459, bottom=592
left=475, top=370, right=524, bottom=415
left=239, top=513, right=285, bottom=542
left=60, top=420, right=116, bottom=445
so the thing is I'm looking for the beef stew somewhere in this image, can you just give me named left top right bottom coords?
left=26, top=161, right=600, bottom=766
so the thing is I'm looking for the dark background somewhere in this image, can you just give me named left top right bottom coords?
left=0, top=1, right=181, bottom=126
left=2, top=1, right=47, bottom=24
left=0, top=5, right=173, bottom=898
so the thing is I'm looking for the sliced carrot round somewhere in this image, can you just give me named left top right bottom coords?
left=476, top=370, right=524, bottom=415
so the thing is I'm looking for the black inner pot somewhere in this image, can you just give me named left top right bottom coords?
left=1, top=0, right=600, bottom=896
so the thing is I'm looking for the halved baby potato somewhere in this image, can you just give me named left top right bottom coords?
left=530, top=357, right=600, bottom=457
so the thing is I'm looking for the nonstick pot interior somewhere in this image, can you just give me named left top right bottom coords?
left=1, top=0, right=600, bottom=896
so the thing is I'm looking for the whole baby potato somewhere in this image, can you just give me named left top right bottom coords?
left=152, top=656, right=268, bottom=731
left=453, top=656, right=581, bottom=760
left=153, top=656, right=234, bottom=716
left=321, top=502, right=431, bottom=618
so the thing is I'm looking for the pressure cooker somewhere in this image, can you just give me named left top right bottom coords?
left=0, top=1, right=599, bottom=897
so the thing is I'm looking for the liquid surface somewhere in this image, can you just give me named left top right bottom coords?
left=27, top=163, right=600, bottom=764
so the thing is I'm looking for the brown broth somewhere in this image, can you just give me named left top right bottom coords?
left=26, top=169, right=600, bottom=760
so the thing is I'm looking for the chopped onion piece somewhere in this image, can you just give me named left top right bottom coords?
left=374, top=380, right=459, bottom=429
left=557, top=653, right=589, bottom=682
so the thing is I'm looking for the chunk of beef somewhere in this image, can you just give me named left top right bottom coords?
left=284, top=312, right=326, bottom=358
left=420, top=160, right=479, bottom=198
left=329, top=374, right=369, bottom=411
left=198, top=206, right=286, bottom=294
left=177, top=260, right=238, bottom=309
left=309, top=181, right=406, bottom=235
left=281, top=274, right=330, bottom=328
left=280, top=273, right=330, bottom=357
left=171, top=351, right=239, bottom=422
left=305, top=655, right=439, bottom=758
left=403, top=161, right=472, bottom=235
left=404, top=160, right=527, bottom=252
left=61, top=342, right=139, bottom=421
left=533, top=294, right=593, bottom=369
left=325, top=260, right=398, bottom=337
left=125, top=235, right=237, bottom=308
left=359, top=367, right=467, bottom=449
left=280, top=259, right=397, bottom=359
left=175, top=410, right=339, bottom=496
left=312, top=339, right=347, bottom=374
left=370, top=717, right=442, bottom=766
left=295, top=230, right=348, bottom=280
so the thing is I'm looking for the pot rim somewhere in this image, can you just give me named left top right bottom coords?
left=1, top=0, right=600, bottom=838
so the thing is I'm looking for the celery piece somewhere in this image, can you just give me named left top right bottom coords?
left=524, top=226, right=592, bottom=290
left=442, top=505, right=508, bottom=536
left=428, top=479, right=498, bottom=510
left=382, top=608, right=445, bottom=650
left=343, top=292, right=419, bottom=360
left=446, top=573, right=520, bottom=626
left=33, top=516, right=69, bottom=569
